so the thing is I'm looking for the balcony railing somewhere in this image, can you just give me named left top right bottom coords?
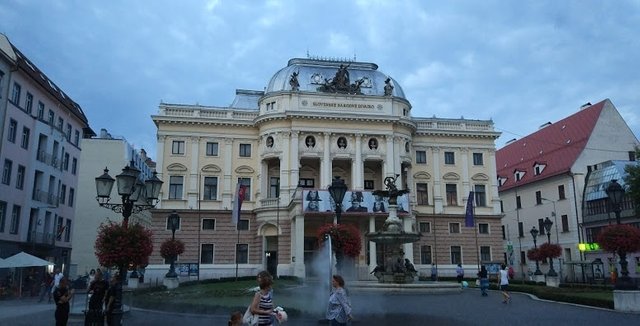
left=28, top=231, right=55, bottom=246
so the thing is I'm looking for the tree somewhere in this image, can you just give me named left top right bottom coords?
left=624, top=147, right=640, bottom=214
left=94, top=222, right=154, bottom=270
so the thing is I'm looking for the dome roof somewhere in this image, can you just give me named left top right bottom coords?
left=265, top=58, right=406, bottom=99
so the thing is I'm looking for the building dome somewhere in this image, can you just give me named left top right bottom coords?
left=265, top=58, right=406, bottom=99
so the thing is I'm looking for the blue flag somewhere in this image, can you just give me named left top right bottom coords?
left=465, top=191, right=474, bottom=227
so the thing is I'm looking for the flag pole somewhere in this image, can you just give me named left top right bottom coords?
left=235, top=226, right=239, bottom=281
left=474, top=196, right=480, bottom=271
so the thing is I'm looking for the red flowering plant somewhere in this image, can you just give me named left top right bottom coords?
left=160, top=239, right=185, bottom=260
left=596, top=224, right=640, bottom=254
left=317, top=223, right=362, bottom=258
left=94, top=222, right=154, bottom=270
left=538, top=243, right=562, bottom=260
left=526, top=248, right=542, bottom=262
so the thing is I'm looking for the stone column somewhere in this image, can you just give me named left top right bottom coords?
left=384, top=135, right=394, bottom=178
left=354, top=133, right=363, bottom=190
left=323, top=132, right=332, bottom=188
left=156, top=135, right=166, bottom=197
left=461, top=147, right=470, bottom=196
left=222, top=138, right=234, bottom=208
left=293, top=215, right=306, bottom=278
left=188, top=136, right=200, bottom=208
left=280, top=132, right=291, bottom=203
left=488, top=149, right=501, bottom=214
left=369, top=216, right=377, bottom=273
left=289, top=131, right=300, bottom=201
left=432, top=147, right=443, bottom=214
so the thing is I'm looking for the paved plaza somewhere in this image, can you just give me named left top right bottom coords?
left=1, top=288, right=639, bottom=325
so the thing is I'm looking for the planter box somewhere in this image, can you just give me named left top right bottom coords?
left=534, top=274, right=545, bottom=283
left=614, top=290, right=640, bottom=312
left=545, top=275, right=559, bottom=287
left=163, top=277, right=179, bottom=290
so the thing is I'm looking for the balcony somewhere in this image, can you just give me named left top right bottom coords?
left=28, top=231, right=55, bottom=246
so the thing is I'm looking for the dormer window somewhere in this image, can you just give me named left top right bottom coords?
left=497, top=176, right=507, bottom=187
left=533, top=162, right=546, bottom=176
left=514, top=170, right=525, bottom=181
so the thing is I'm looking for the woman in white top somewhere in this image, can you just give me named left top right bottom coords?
left=500, top=263, right=511, bottom=304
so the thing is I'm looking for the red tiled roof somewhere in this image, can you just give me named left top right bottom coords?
left=496, top=99, right=607, bottom=191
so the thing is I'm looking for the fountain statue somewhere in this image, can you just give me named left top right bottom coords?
left=366, top=175, right=421, bottom=283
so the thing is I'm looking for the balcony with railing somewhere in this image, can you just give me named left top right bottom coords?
left=28, top=231, right=55, bottom=246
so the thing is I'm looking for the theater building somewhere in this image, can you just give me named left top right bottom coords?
left=145, top=58, right=503, bottom=282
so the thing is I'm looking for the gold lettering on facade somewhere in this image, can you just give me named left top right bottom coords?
left=311, top=101, right=375, bottom=109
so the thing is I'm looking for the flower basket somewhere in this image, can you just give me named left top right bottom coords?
left=160, top=239, right=185, bottom=259
left=538, top=243, right=562, bottom=260
left=526, top=248, right=542, bottom=262
left=317, top=223, right=362, bottom=258
left=94, top=222, right=154, bottom=269
left=596, top=224, right=640, bottom=253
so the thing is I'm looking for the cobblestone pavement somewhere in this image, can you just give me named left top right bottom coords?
left=2, top=289, right=639, bottom=325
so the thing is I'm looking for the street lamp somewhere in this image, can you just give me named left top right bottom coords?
left=605, top=179, right=634, bottom=289
left=328, top=176, right=348, bottom=273
left=530, top=226, right=542, bottom=275
left=165, top=211, right=181, bottom=278
left=540, top=197, right=559, bottom=244
left=95, top=161, right=163, bottom=326
left=542, top=217, right=557, bottom=276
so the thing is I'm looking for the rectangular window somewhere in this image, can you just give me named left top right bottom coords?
left=202, top=218, right=215, bottom=230
left=364, top=180, right=374, bottom=190
left=48, top=110, right=54, bottom=125
left=420, top=245, right=432, bottom=264
left=63, top=153, right=69, bottom=171
left=516, top=196, right=522, bottom=209
left=16, top=165, right=25, bottom=190
left=11, top=82, right=21, bottom=104
left=165, top=215, right=181, bottom=230
left=205, top=142, right=219, bottom=156
left=200, top=244, right=214, bottom=264
left=478, top=223, right=489, bottom=234
left=417, top=183, right=429, bottom=205
left=444, top=151, right=455, bottom=164
left=446, top=184, right=457, bottom=206
left=558, top=185, right=566, bottom=200
left=68, top=188, right=75, bottom=207
left=480, top=246, right=491, bottom=262
left=60, top=185, right=66, bottom=205
left=57, top=117, right=63, bottom=131
left=473, top=153, right=484, bottom=165
left=239, top=144, right=251, bottom=157
left=0, top=201, right=6, bottom=233
left=203, top=177, right=218, bottom=200
left=10, top=205, right=21, bottom=234
left=501, top=225, right=506, bottom=240
left=474, top=185, right=486, bottom=207
left=535, top=191, right=542, bottom=205
left=449, top=222, right=460, bottom=233
left=238, top=177, right=251, bottom=201
left=419, top=222, right=431, bottom=233
left=518, top=222, right=524, bottom=237
left=64, top=219, right=71, bottom=242
left=37, top=102, right=45, bottom=120
left=2, top=159, right=12, bottom=185
left=171, top=140, right=185, bottom=155
left=74, top=130, right=80, bottom=145
left=56, top=216, right=64, bottom=240
left=538, top=218, right=547, bottom=235
left=25, top=92, right=33, bottom=113
left=71, top=158, right=78, bottom=175
left=236, top=244, right=249, bottom=264
left=21, top=127, right=30, bottom=149
left=416, top=150, right=427, bottom=164
left=8, top=119, right=17, bottom=143
left=238, top=219, right=249, bottom=231
left=169, top=176, right=184, bottom=199
left=561, top=215, right=569, bottom=232
left=299, top=178, right=315, bottom=188
left=65, top=124, right=72, bottom=141
left=450, top=246, right=462, bottom=264
left=269, top=177, right=280, bottom=198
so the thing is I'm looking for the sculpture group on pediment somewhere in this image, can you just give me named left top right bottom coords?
left=317, top=64, right=365, bottom=95
left=289, top=71, right=300, bottom=91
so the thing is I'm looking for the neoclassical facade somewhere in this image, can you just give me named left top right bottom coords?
left=146, top=58, right=502, bottom=282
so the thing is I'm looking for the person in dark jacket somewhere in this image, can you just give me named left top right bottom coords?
left=53, top=277, right=74, bottom=326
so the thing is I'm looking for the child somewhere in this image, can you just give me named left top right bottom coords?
left=228, top=311, right=242, bottom=326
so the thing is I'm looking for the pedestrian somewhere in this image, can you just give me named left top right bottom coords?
left=53, top=277, right=74, bottom=326
left=456, top=264, right=464, bottom=283
left=500, top=263, right=511, bottom=304
left=228, top=311, right=242, bottom=326
left=326, top=274, right=353, bottom=326
left=38, top=271, right=53, bottom=303
left=430, top=265, right=437, bottom=281
left=477, top=266, right=489, bottom=296
left=104, top=273, right=121, bottom=326
left=85, top=269, right=108, bottom=326
left=250, top=270, right=275, bottom=326
left=52, top=268, right=63, bottom=296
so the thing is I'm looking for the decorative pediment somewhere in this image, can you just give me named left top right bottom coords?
left=201, top=164, right=221, bottom=173
left=167, top=163, right=187, bottom=172
left=413, top=171, right=432, bottom=180
left=442, top=172, right=460, bottom=180
left=235, top=165, right=255, bottom=174
left=471, top=173, right=489, bottom=181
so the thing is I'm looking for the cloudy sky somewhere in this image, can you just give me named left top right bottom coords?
left=1, top=0, right=639, bottom=160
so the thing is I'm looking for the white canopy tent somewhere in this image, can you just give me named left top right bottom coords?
left=0, top=252, right=54, bottom=297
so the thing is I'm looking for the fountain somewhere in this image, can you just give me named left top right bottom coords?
left=366, top=176, right=421, bottom=283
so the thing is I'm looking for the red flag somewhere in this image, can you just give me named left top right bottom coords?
left=232, top=183, right=247, bottom=225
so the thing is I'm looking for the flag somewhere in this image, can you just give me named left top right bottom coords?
left=465, top=191, right=475, bottom=227
left=232, top=183, right=247, bottom=226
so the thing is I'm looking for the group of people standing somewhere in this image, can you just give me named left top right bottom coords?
left=475, top=264, right=511, bottom=303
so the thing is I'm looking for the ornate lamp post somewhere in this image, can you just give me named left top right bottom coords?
left=165, top=211, right=181, bottom=278
left=542, top=217, right=557, bottom=276
left=328, top=176, right=348, bottom=273
left=95, top=161, right=162, bottom=326
left=605, top=179, right=634, bottom=289
left=530, top=226, right=542, bottom=275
